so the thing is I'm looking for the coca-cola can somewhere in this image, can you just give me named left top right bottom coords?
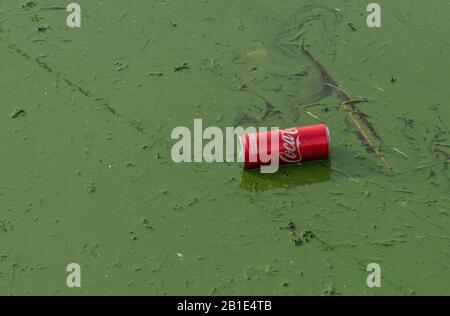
left=239, top=124, right=330, bottom=170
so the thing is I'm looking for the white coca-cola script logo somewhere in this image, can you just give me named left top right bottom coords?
left=279, top=128, right=302, bottom=163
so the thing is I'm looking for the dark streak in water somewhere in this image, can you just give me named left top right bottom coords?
left=1, top=37, right=147, bottom=133
left=301, top=44, right=383, bottom=149
left=35, top=58, right=53, bottom=72
left=239, top=84, right=281, bottom=120
left=302, top=45, right=380, bottom=139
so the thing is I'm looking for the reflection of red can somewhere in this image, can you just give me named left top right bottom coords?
left=239, top=124, right=330, bottom=170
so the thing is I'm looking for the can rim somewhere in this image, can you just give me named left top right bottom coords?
left=325, top=125, right=331, bottom=158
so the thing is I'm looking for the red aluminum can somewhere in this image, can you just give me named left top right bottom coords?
left=239, top=124, right=330, bottom=170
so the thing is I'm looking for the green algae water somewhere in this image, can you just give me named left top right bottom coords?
left=0, top=0, right=449, bottom=295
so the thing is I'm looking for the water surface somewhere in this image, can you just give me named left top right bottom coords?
left=0, top=0, right=449, bottom=295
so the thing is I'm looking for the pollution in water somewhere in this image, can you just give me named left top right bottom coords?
left=0, top=0, right=449, bottom=296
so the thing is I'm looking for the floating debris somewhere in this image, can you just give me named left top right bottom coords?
left=393, top=147, right=409, bottom=159
left=148, top=71, right=163, bottom=77
left=21, top=1, right=37, bottom=9
left=30, top=14, right=44, bottom=22
left=305, top=111, right=321, bottom=121
left=292, top=238, right=303, bottom=246
left=302, top=44, right=391, bottom=169
left=141, top=218, right=153, bottom=230
left=301, top=230, right=314, bottom=241
left=286, top=221, right=296, bottom=231
left=187, top=197, right=198, bottom=206
left=37, top=25, right=49, bottom=32
left=85, top=183, right=96, bottom=193
left=323, top=285, right=338, bottom=296
left=115, top=61, right=129, bottom=72
left=11, top=108, right=26, bottom=119
left=174, top=62, right=189, bottom=72
left=347, top=22, right=357, bottom=31
left=0, top=219, right=14, bottom=233
left=39, top=6, right=66, bottom=11
left=280, top=221, right=297, bottom=233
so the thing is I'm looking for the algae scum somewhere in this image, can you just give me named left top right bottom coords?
left=0, top=0, right=449, bottom=295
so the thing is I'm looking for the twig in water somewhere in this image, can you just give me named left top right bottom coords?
left=298, top=102, right=325, bottom=109
left=341, top=100, right=391, bottom=168
left=301, top=43, right=391, bottom=169
left=305, top=111, right=321, bottom=121
left=393, top=147, right=409, bottom=159
left=341, top=98, right=369, bottom=106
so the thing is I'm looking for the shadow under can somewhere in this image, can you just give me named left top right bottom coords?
left=239, top=160, right=331, bottom=192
